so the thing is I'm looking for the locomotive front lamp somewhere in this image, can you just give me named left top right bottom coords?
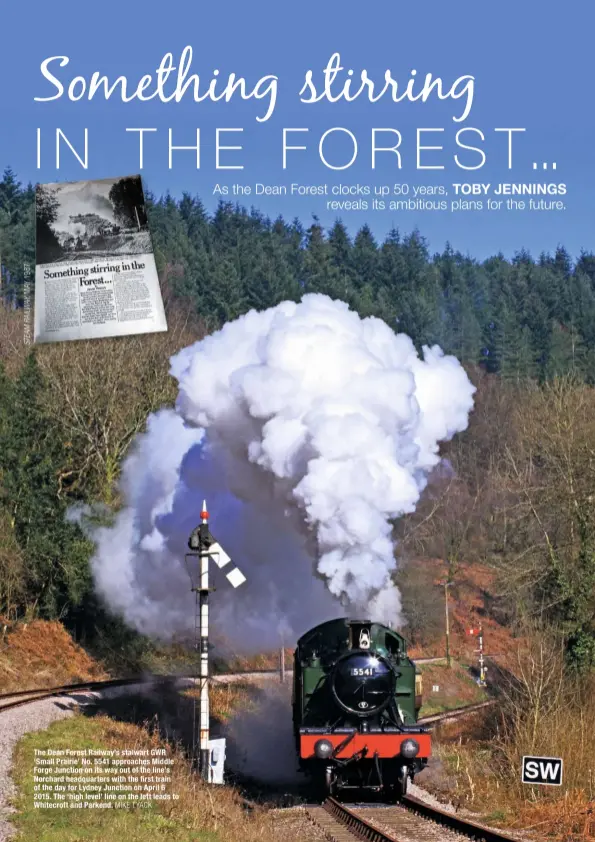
left=400, top=738, right=419, bottom=759
left=314, top=739, right=334, bottom=759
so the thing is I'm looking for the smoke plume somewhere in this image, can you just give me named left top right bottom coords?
left=89, top=294, right=475, bottom=648
left=224, top=684, right=300, bottom=786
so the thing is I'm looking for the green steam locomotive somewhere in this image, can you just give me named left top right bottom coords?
left=292, top=618, right=430, bottom=799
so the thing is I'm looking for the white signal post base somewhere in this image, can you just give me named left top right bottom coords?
left=208, top=738, right=226, bottom=784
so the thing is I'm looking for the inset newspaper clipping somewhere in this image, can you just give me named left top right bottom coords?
left=34, top=175, right=167, bottom=343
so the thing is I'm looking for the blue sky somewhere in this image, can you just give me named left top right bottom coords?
left=2, top=0, right=592, bottom=260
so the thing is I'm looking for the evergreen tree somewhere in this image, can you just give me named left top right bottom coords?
left=328, top=220, right=353, bottom=295
left=576, top=250, right=595, bottom=288
left=0, top=353, right=92, bottom=619
left=207, top=254, right=246, bottom=325
left=351, top=224, right=379, bottom=291
left=500, top=322, right=539, bottom=381
left=375, top=229, right=402, bottom=328
left=382, top=229, right=440, bottom=347
left=0, top=165, right=594, bottom=383
left=302, top=219, right=344, bottom=299
left=546, top=323, right=587, bottom=380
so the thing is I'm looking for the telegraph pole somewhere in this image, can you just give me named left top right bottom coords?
left=442, top=580, right=452, bottom=668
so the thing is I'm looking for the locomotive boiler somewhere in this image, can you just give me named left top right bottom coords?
left=292, top=618, right=429, bottom=799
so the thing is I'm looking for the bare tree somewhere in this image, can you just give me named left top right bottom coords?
left=36, top=297, right=204, bottom=503
left=399, top=475, right=485, bottom=584
left=487, top=376, right=595, bottom=665
left=498, top=622, right=566, bottom=753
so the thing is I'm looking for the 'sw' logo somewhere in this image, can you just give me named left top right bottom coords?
left=522, top=756, right=563, bottom=786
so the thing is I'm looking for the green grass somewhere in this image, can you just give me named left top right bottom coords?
left=420, top=696, right=480, bottom=717
left=418, top=660, right=489, bottom=717
left=481, top=810, right=509, bottom=822
left=11, top=717, right=218, bottom=842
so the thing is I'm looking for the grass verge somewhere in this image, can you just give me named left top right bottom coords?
left=421, top=679, right=595, bottom=840
left=11, top=714, right=279, bottom=842
left=0, top=620, right=107, bottom=693
left=418, top=660, right=488, bottom=717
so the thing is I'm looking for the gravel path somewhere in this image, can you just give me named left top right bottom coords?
left=0, top=692, right=94, bottom=842
left=0, top=682, right=160, bottom=842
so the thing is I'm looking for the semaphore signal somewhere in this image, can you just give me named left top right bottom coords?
left=185, top=500, right=246, bottom=782
left=466, top=624, right=487, bottom=686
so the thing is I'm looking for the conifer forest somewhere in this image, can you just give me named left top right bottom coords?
left=1, top=165, right=595, bottom=673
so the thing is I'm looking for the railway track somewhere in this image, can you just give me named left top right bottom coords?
left=0, top=670, right=279, bottom=713
left=0, top=677, right=148, bottom=712
left=306, top=796, right=521, bottom=842
left=0, top=677, right=516, bottom=840
left=0, top=674, right=497, bottom=727
left=418, top=699, right=496, bottom=725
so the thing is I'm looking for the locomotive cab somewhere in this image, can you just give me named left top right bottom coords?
left=293, top=618, right=430, bottom=799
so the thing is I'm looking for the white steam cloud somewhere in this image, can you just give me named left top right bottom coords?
left=89, top=294, right=475, bottom=649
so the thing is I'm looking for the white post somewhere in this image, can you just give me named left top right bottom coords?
left=478, top=626, right=486, bottom=686
left=199, top=547, right=210, bottom=778
left=187, top=500, right=245, bottom=782
left=198, top=503, right=210, bottom=781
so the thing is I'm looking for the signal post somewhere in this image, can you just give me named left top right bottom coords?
left=186, top=501, right=246, bottom=781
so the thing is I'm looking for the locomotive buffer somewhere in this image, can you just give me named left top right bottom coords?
left=186, top=501, right=246, bottom=781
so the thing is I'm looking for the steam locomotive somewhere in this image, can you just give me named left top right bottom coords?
left=292, top=618, right=430, bottom=799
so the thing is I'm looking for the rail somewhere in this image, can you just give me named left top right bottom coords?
left=0, top=670, right=279, bottom=712
left=1, top=675, right=517, bottom=840
left=0, top=673, right=497, bottom=728
left=311, top=796, right=522, bottom=842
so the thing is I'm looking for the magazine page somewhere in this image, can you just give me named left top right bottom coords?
left=0, top=2, right=593, bottom=841
left=34, top=176, right=167, bottom=343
